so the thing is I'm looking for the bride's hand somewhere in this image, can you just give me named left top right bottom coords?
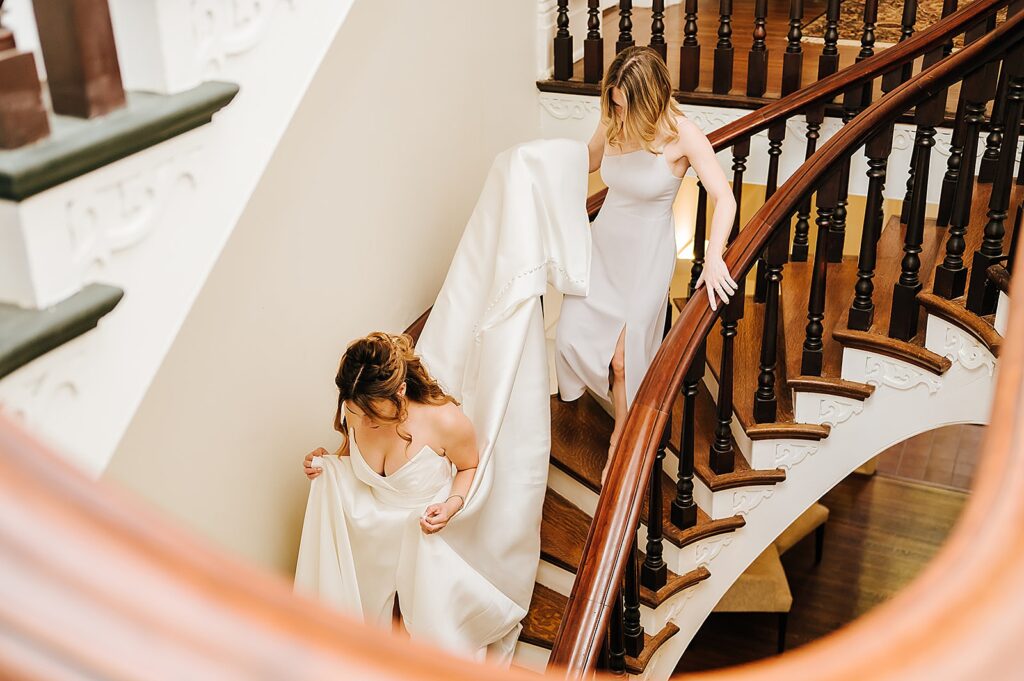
left=303, top=447, right=327, bottom=480
left=695, top=253, right=738, bottom=311
left=419, top=501, right=457, bottom=534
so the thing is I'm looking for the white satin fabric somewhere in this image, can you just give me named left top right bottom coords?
left=294, top=138, right=591, bottom=663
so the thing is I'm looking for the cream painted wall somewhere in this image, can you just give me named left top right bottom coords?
left=104, top=0, right=541, bottom=576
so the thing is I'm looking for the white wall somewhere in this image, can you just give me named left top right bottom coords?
left=103, top=0, right=541, bottom=576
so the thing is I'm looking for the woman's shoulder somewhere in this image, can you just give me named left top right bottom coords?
left=421, top=400, right=473, bottom=438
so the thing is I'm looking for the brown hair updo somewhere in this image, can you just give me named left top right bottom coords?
left=333, top=332, right=458, bottom=445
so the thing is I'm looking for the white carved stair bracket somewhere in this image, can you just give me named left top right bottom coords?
left=793, top=390, right=865, bottom=427
left=925, top=314, right=997, bottom=377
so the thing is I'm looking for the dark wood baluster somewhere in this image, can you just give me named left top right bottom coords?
left=617, top=1, right=635, bottom=54
left=623, top=539, right=644, bottom=658
left=889, top=43, right=948, bottom=341
left=679, top=0, right=701, bottom=91
left=689, top=184, right=708, bottom=296
left=932, top=0, right=961, bottom=228
left=849, top=126, right=896, bottom=330
left=934, top=22, right=1000, bottom=299
left=899, top=0, right=919, bottom=80
left=793, top=0, right=839, bottom=262
left=754, top=120, right=787, bottom=302
left=554, top=0, right=573, bottom=81
left=783, top=0, right=805, bottom=96
left=710, top=141, right=748, bottom=474
left=754, top=219, right=790, bottom=422
left=642, top=421, right=669, bottom=590
left=650, top=0, right=667, bottom=61
left=857, top=0, right=880, bottom=108
left=967, top=51, right=1024, bottom=314
left=713, top=0, right=734, bottom=95
left=802, top=171, right=840, bottom=375
left=672, top=341, right=703, bottom=530
left=584, top=0, right=604, bottom=84
left=979, top=63, right=1010, bottom=183
left=608, top=587, right=626, bottom=674
left=747, top=0, right=769, bottom=97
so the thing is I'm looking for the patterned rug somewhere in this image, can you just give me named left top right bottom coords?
left=803, top=0, right=950, bottom=45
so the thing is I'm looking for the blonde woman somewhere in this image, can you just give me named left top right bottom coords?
left=554, top=46, right=737, bottom=481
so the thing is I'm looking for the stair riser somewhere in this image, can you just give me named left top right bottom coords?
left=512, top=641, right=550, bottom=675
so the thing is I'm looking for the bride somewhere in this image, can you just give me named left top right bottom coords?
left=296, top=331, right=525, bottom=659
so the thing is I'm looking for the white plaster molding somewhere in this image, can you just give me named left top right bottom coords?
left=925, top=314, right=997, bottom=376
left=862, top=355, right=943, bottom=394
left=817, top=396, right=864, bottom=427
left=730, top=487, right=775, bottom=516
left=539, top=93, right=601, bottom=120
left=695, top=534, right=732, bottom=567
left=772, top=442, right=817, bottom=470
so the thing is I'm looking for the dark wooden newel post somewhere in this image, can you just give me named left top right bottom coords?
left=32, top=0, right=126, bottom=118
left=0, top=2, right=51, bottom=149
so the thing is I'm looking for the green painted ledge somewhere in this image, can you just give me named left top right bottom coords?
left=0, top=284, right=124, bottom=379
left=0, top=81, right=239, bottom=201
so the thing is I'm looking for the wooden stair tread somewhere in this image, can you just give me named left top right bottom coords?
left=551, top=394, right=746, bottom=548
left=540, top=489, right=711, bottom=607
left=787, top=375, right=875, bottom=400
left=917, top=292, right=1003, bottom=356
left=521, top=583, right=679, bottom=675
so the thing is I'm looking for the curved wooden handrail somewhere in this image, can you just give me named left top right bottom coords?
left=586, top=0, right=1012, bottom=220
left=550, top=7, right=1024, bottom=676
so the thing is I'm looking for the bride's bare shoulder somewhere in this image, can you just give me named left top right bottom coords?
left=425, top=400, right=474, bottom=439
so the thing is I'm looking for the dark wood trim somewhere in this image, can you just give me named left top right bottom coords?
left=831, top=328, right=953, bottom=374
left=0, top=284, right=123, bottom=379
left=745, top=422, right=831, bottom=441
left=639, top=564, right=710, bottom=608
left=987, top=264, right=1011, bottom=293
left=787, top=375, right=876, bottom=400
left=917, top=292, right=1003, bottom=356
left=625, top=622, right=680, bottom=675
left=0, top=82, right=238, bottom=201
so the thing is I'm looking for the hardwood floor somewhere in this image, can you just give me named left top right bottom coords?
left=674, top=473, right=968, bottom=672
left=875, top=424, right=984, bottom=491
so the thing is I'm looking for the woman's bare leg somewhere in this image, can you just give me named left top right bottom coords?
left=602, top=326, right=628, bottom=486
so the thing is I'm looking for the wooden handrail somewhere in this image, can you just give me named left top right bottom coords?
left=551, top=7, right=1024, bottom=676
left=587, top=0, right=1012, bottom=220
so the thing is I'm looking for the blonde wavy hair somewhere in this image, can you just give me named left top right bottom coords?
left=333, top=331, right=458, bottom=447
left=602, top=46, right=684, bottom=153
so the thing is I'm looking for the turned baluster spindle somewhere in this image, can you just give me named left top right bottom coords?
left=849, top=126, right=896, bottom=330
left=623, top=539, right=644, bottom=658
left=937, top=94, right=967, bottom=227
left=856, top=0, right=880, bottom=108
left=672, top=341, right=703, bottom=530
left=584, top=0, right=604, bottom=84
left=802, top=171, right=840, bottom=376
left=679, top=0, right=701, bottom=91
left=650, top=0, right=667, bottom=61
left=783, top=0, right=804, bottom=95
left=754, top=220, right=790, bottom=422
left=747, top=0, right=769, bottom=97
left=710, top=309, right=738, bottom=474
left=899, top=0, right=919, bottom=82
left=731, top=140, right=749, bottom=237
left=829, top=93, right=861, bottom=263
left=889, top=52, right=946, bottom=341
left=979, top=63, right=1010, bottom=183
left=553, top=0, right=573, bottom=81
left=967, top=52, right=1024, bottom=314
left=617, top=1, right=635, bottom=54
left=642, top=422, right=669, bottom=590
left=754, top=120, right=787, bottom=302
left=713, top=0, right=734, bottom=95
left=934, top=23, right=1000, bottom=299
left=607, top=587, right=626, bottom=674
left=689, top=184, right=709, bottom=296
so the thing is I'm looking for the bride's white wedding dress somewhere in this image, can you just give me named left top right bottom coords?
left=294, top=138, right=592, bottom=663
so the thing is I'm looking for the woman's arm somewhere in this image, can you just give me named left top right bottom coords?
left=302, top=439, right=350, bottom=480
left=676, top=118, right=738, bottom=310
left=420, top=407, right=479, bottom=534
left=587, top=117, right=607, bottom=173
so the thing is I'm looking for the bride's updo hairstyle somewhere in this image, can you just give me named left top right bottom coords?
left=601, top=45, right=684, bottom=154
left=333, top=331, right=458, bottom=443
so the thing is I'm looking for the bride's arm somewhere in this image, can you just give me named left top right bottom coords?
left=420, top=407, right=479, bottom=534
left=676, top=118, right=738, bottom=310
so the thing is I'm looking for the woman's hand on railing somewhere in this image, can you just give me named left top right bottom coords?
left=695, top=252, right=737, bottom=311
left=303, top=447, right=327, bottom=480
